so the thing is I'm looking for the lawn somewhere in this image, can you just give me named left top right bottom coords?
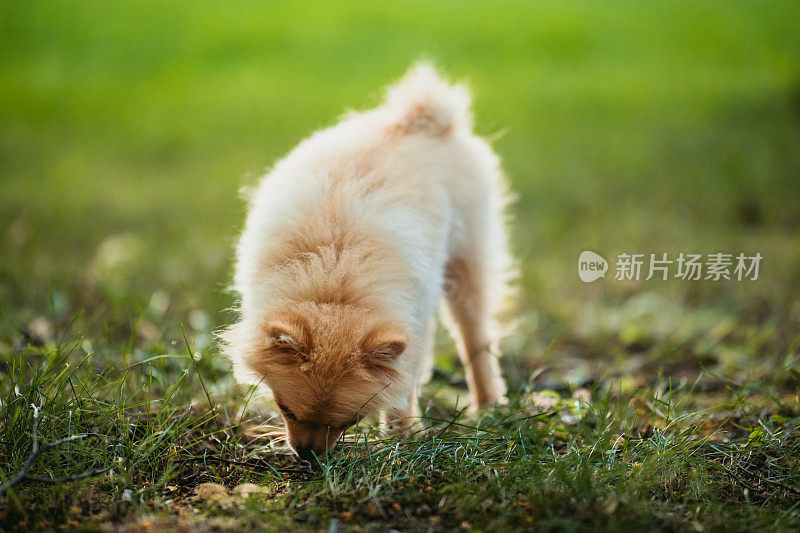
left=1, top=1, right=800, bottom=531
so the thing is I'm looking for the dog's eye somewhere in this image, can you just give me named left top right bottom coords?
left=276, top=402, right=297, bottom=421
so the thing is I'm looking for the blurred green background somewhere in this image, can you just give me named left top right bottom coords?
left=1, top=0, right=799, bottom=385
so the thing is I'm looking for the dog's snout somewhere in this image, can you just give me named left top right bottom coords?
left=290, top=436, right=328, bottom=462
left=286, top=420, right=344, bottom=461
left=293, top=444, right=318, bottom=462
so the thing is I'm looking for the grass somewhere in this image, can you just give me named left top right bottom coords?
left=2, top=339, right=799, bottom=531
left=1, top=0, right=800, bottom=530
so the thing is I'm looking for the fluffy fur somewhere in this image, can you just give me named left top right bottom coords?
left=223, top=63, right=514, bottom=459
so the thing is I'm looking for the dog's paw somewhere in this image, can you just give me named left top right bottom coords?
left=385, top=416, right=419, bottom=436
left=471, top=393, right=508, bottom=412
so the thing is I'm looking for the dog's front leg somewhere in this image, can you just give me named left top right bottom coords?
left=385, top=383, right=419, bottom=434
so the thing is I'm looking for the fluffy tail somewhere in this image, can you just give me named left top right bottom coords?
left=384, top=62, right=472, bottom=136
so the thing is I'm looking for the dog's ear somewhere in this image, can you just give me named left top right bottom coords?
left=263, top=313, right=311, bottom=363
left=360, top=322, right=406, bottom=378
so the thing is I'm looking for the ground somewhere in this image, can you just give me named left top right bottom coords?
left=1, top=1, right=800, bottom=531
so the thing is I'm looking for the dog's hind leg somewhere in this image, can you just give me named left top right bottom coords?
left=441, top=255, right=508, bottom=409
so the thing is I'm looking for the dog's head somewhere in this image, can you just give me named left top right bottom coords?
left=232, top=303, right=406, bottom=461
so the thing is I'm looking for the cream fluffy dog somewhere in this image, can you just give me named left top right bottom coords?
left=223, top=64, right=514, bottom=460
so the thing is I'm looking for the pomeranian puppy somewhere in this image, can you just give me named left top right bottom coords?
left=223, top=64, right=514, bottom=461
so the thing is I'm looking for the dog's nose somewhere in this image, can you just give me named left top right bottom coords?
left=286, top=421, right=345, bottom=461
left=293, top=445, right=320, bottom=462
